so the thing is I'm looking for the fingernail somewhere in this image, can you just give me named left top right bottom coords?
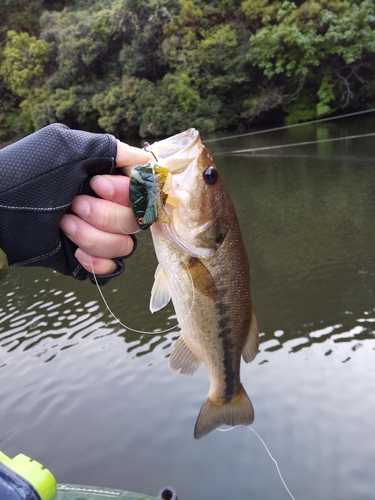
left=61, top=216, right=77, bottom=238
left=72, top=197, right=90, bottom=218
left=91, top=175, right=114, bottom=198
left=75, top=248, right=90, bottom=265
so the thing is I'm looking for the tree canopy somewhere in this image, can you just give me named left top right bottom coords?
left=0, top=0, right=374, bottom=142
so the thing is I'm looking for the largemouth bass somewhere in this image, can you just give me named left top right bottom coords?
left=131, top=129, right=259, bottom=439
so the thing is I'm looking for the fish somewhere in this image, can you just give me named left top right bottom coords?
left=134, top=129, right=259, bottom=439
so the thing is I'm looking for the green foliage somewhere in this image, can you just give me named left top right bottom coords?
left=241, top=0, right=282, bottom=27
left=40, top=8, right=119, bottom=86
left=0, top=76, right=24, bottom=141
left=180, top=0, right=203, bottom=21
left=138, top=74, right=222, bottom=137
left=1, top=0, right=375, bottom=142
left=0, top=0, right=45, bottom=41
left=92, top=76, right=156, bottom=136
left=166, top=72, right=200, bottom=112
left=21, top=85, right=102, bottom=131
left=248, top=0, right=375, bottom=121
left=285, top=93, right=318, bottom=125
left=0, top=31, right=49, bottom=98
left=316, top=72, right=336, bottom=116
left=241, top=86, right=287, bottom=124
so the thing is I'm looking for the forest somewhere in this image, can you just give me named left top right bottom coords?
left=0, top=0, right=374, bottom=142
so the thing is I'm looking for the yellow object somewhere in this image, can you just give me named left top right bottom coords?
left=0, top=451, right=57, bottom=500
left=0, top=248, right=9, bottom=281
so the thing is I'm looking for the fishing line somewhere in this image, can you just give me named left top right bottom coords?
left=204, top=107, right=375, bottom=143
left=114, top=201, right=140, bottom=235
left=89, top=256, right=195, bottom=335
left=217, top=426, right=296, bottom=500
left=216, top=131, right=375, bottom=156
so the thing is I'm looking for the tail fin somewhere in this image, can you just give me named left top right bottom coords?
left=194, top=385, right=254, bottom=439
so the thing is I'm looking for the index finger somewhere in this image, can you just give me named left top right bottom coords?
left=116, top=140, right=150, bottom=175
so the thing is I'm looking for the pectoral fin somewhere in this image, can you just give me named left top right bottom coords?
left=242, top=309, right=260, bottom=363
left=150, top=264, right=171, bottom=313
left=169, top=333, right=202, bottom=375
left=185, top=257, right=217, bottom=299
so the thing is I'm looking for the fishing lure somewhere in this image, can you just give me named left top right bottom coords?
left=129, top=144, right=172, bottom=230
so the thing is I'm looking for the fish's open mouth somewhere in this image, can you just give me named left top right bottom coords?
left=148, top=128, right=201, bottom=175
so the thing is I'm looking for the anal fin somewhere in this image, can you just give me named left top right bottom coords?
left=242, top=308, right=260, bottom=363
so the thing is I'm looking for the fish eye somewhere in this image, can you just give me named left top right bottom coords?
left=203, top=166, right=218, bottom=185
left=215, top=233, right=224, bottom=246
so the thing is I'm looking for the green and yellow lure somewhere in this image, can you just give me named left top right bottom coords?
left=129, top=163, right=172, bottom=230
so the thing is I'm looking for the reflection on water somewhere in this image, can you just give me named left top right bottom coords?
left=1, top=115, right=375, bottom=500
left=0, top=243, right=179, bottom=364
left=1, top=283, right=103, bottom=361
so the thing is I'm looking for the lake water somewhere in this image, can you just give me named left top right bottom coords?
left=1, top=114, right=375, bottom=500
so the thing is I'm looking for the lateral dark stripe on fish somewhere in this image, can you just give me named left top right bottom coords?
left=216, top=291, right=236, bottom=402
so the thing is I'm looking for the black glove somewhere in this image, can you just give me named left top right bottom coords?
left=0, top=123, right=135, bottom=285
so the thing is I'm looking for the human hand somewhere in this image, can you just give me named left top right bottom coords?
left=59, top=141, right=149, bottom=276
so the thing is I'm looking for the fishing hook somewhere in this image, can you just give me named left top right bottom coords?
left=143, top=142, right=158, bottom=162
